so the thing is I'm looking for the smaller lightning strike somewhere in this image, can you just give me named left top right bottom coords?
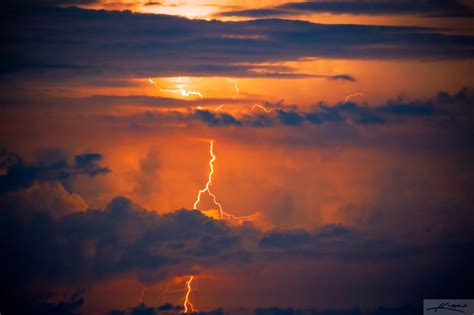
left=344, top=92, right=366, bottom=103
left=251, top=104, right=273, bottom=113
left=215, top=105, right=224, bottom=111
left=148, top=77, right=203, bottom=99
left=139, top=287, right=147, bottom=304
left=161, top=282, right=171, bottom=305
left=184, top=276, right=197, bottom=313
left=227, top=79, right=239, bottom=99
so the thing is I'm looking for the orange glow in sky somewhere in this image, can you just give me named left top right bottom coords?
left=2, top=1, right=474, bottom=314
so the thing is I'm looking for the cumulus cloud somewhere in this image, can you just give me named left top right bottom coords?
left=129, top=148, right=161, bottom=206
left=1, top=197, right=248, bottom=287
left=1, top=193, right=472, bottom=314
left=0, top=181, right=88, bottom=218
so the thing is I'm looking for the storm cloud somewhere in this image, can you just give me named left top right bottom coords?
left=1, top=193, right=473, bottom=314
left=1, top=4, right=473, bottom=81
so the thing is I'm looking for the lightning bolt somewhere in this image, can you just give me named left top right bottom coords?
left=344, top=92, right=366, bottom=103
left=215, top=105, right=224, bottom=111
left=193, top=140, right=255, bottom=221
left=148, top=77, right=203, bottom=99
left=227, top=79, right=239, bottom=99
left=160, top=281, right=171, bottom=305
left=251, top=104, right=275, bottom=113
left=193, top=140, right=224, bottom=217
left=184, top=276, right=196, bottom=313
left=139, top=287, right=146, bottom=304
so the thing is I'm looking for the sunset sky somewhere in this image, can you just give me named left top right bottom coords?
left=1, top=1, right=473, bottom=315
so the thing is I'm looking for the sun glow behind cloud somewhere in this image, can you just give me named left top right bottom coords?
left=80, top=0, right=289, bottom=19
left=73, top=0, right=474, bottom=34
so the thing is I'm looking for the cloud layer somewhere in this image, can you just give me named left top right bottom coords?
left=103, top=88, right=474, bottom=134
left=219, top=0, right=474, bottom=18
left=1, top=4, right=473, bottom=81
left=1, top=192, right=472, bottom=314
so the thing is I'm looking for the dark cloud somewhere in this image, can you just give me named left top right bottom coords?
left=0, top=192, right=473, bottom=313
left=195, top=109, right=242, bottom=126
left=0, top=88, right=258, bottom=109
left=329, top=74, right=355, bottom=82
left=0, top=149, right=110, bottom=194
left=0, top=197, right=246, bottom=287
left=129, top=304, right=158, bottom=315
left=281, top=0, right=474, bottom=17
left=219, top=0, right=474, bottom=18
left=218, top=8, right=296, bottom=18
left=3, top=0, right=100, bottom=7
left=109, top=303, right=225, bottom=315
left=74, top=153, right=108, bottom=175
left=254, top=306, right=420, bottom=315
left=113, top=88, right=473, bottom=130
left=1, top=5, right=473, bottom=82
left=103, top=304, right=422, bottom=315
left=276, top=110, right=305, bottom=126
left=260, top=229, right=310, bottom=248
left=0, top=292, right=85, bottom=315
left=144, top=2, right=162, bottom=6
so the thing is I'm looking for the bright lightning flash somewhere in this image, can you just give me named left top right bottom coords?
left=193, top=140, right=224, bottom=217
left=344, top=92, right=366, bottom=103
left=184, top=276, right=196, bottom=313
left=149, top=77, right=203, bottom=99
left=193, top=140, right=255, bottom=221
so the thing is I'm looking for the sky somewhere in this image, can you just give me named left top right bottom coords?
left=0, top=1, right=473, bottom=315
